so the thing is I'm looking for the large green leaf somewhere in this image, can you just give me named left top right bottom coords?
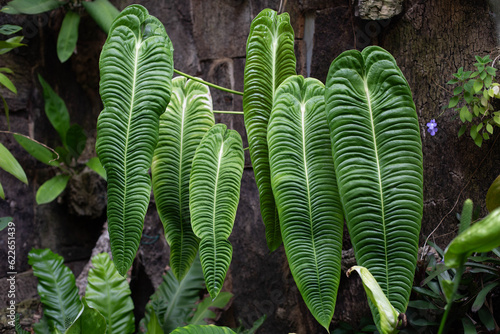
left=152, top=77, right=214, bottom=281
left=171, top=325, right=236, bottom=334
left=38, top=74, right=70, bottom=145
left=243, top=8, right=296, bottom=251
left=147, top=255, right=205, bottom=333
left=36, top=174, right=70, bottom=205
left=486, top=175, right=500, bottom=213
left=96, top=4, right=174, bottom=275
left=2, top=0, right=65, bottom=14
left=0, top=142, right=27, bottom=184
left=85, top=252, right=134, bottom=334
left=267, top=75, right=343, bottom=330
left=325, top=46, right=423, bottom=324
left=82, top=0, right=119, bottom=34
left=190, top=124, right=244, bottom=299
left=57, top=11, right=80, bottom=63
left=28, top=249, right=82, bottom=333
left=64, top=298, right=107, bottom=334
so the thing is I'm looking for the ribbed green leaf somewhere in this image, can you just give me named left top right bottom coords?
left=85, top=252, right=134, bottom=334
left=325, top=46, right=423, bottom=323
left=268, top=75, right=343, bottom=330
left=147, top=255, right=205, bottom=333
left=486, top=175, right=500, bottom=213
left=96, top=4, right=174, bottom=275
left=36, top=174, right=70, bottom=205
left=190, top=124, right=244, bottom=299
left=82, top=0, right=119, bottom=34
left=28, top=249, right=82, bottom=333
left=152, top=77, right=214, bottom=281
left=57, top=11, right=80, bottom=63
left=243, top=8, right=296, bottom=251
left=0, top=142, right=27, bottom=184
left=171, top=325, right=236, bottom=334
left=64, top=298, right=107, bottom=334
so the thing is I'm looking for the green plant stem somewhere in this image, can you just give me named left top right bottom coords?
left=438, top=265, right=465, bottom=334
left=213, top=110, right=244, bottom=115
left=173, top=69, right=244, bottom=96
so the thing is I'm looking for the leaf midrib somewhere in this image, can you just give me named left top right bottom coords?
left=176, top=91, right=187, bottom=272
left=210, top=143, right=225, bottom=292
left=363, top=78, right=389, bottom=297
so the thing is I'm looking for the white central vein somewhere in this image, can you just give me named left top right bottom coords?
left=301, top=102, right=325, bottom=315
left=363, top=78, right=389, bottom=295
left=177, top=93, right=187, bottom=266
left=211, top=143, right=224, bottom=290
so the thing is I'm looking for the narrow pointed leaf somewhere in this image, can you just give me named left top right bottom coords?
left=243, top=8, right=296, bottom=251
left=325, top=46, right=423, bottom=319
left=0, top=142, right=27, bottom=184
left=86, top=157, right=107, bottom=180
left=347, top=266, right=400, bottom=334
left=486, top=175, right=500, bottom=212
left=190, top=124, right=244, bottom=299
left=171, top=325, right=236, bottom=334
left=57, top=11, right=80, bottom=63
left=0, top=72, right=17, bottom=93
left=38, top=74, right=70, bottom=145
left=85, top=253, right=134, bottom=334
left=64, top=299, right=107, bottom=334
left=152, top=77, right=214, bottom=281
left=36, top=174, right=70, bottom=205
left=96, top=5, right=174, bottom=275
left=471, top=282, right=499, bottom=312
left=82, top=0, right=119, bottom=34
left=14, top=134, right=59, bottom=167
left=2, top=0, right=64, bottom=14
left=0, top=181, right=4, bottom=199
left=268, top=76, right=343, bottom=330
left=28, top=249, right=82, bottom=333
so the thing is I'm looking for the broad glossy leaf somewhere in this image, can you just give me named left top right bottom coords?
left=14, top=134, right=59, bottom=167
left=486, top=175, right=500, bottom=212
left=57, top=11, right=80, bottom=63
left=189, top=292, right=233, bottom=325
left=171, top=325, right=236, bottom=334
left=66, top=124, right=87, bottom=159
left=325, top=46, right=423, bottom=321
left=147, top=255, right=205, bottom=333
left=445, top=207, right=500, bottom=268
left=243, top=8, right=296, bottom=251
left=86, top=157, right=107, bottom=180
left=347, top=266, right=400, bottom=334
left=86, top=252, right=134, bottom=334
left=96, top=5, right=174, bottom=275
left=28, top=249, right=82, bottom=333
left=152, top=77, right=214, bottom=281
left=268, top=75, right=343, bottom=329
left=190, top=124, right=244, bottom=299
left=2, top=0, right=64, bottom=14
left=36, top=174, right=70, bottom=205
left=82, top=0, right=119, bottom=34
left=38, top=74, right=70, bottom=145
left=64, top=299, right=107, bottom=334
left=0, top=142, right=27, bottom=184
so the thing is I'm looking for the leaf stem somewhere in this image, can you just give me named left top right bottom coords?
left=173, top=69, right=244, bottom=96
left=213, top=110, right=244, bottom=115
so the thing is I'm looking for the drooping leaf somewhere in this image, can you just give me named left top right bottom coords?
left=96, top=4, right=174, bottom=275
left=0, top=24, right=22, bottom=35
left=36, top=174, right=70, bottom=205
left=190, top=124, right=244, bottom=299
left=445, top=207, right=500, bottom=268
left=38, top=74, right=70, bottom=145
left=82, top=0, right=119, bottom=34
left=243, top=8, right=296, bottom=251
left=28, top=248, right=82, bottom=333
left=146, top=255, right=205, bottom=333
left=64, top=298, right=107, bottom=334
left=2, top=0, right=65, bottom=14
left=0, top=142, right=28, bottom=184
left=57, top=11, right=80, bottom=63
left=152, top=77, right=214, bottom=281
left=267, top=75, right=343, bottom=330
left=86, top=157, right=107, bottom=180
left=0, top=72, right=17, bottom=93
left=14, top=134, right=59, bottom=167
left=347, top=266, right=400, bottom=334
left=85, top=252, right=134, bottom=334
left=65, top=124, right=87, bottom=159
left=486, top=175, right=500, bottom=213
left=171, top=325, right=236, bottom=334
left=325, top=46, right=423, bottom=325
left=189, top=292, right=233, bottom=325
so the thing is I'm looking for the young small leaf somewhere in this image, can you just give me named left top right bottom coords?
left=458, top=125, right=467, bottom=137
left=448, top=95, right=459, bottom=108
left=56, top=11, right=80, bottom=63
left=36, top=174, right=70, bottom=205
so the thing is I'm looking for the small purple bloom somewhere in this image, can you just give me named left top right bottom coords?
left=426, top=119, right=438, bottom=136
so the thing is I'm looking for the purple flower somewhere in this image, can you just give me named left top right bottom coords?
left=426, top=119, right=438, bottom=136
